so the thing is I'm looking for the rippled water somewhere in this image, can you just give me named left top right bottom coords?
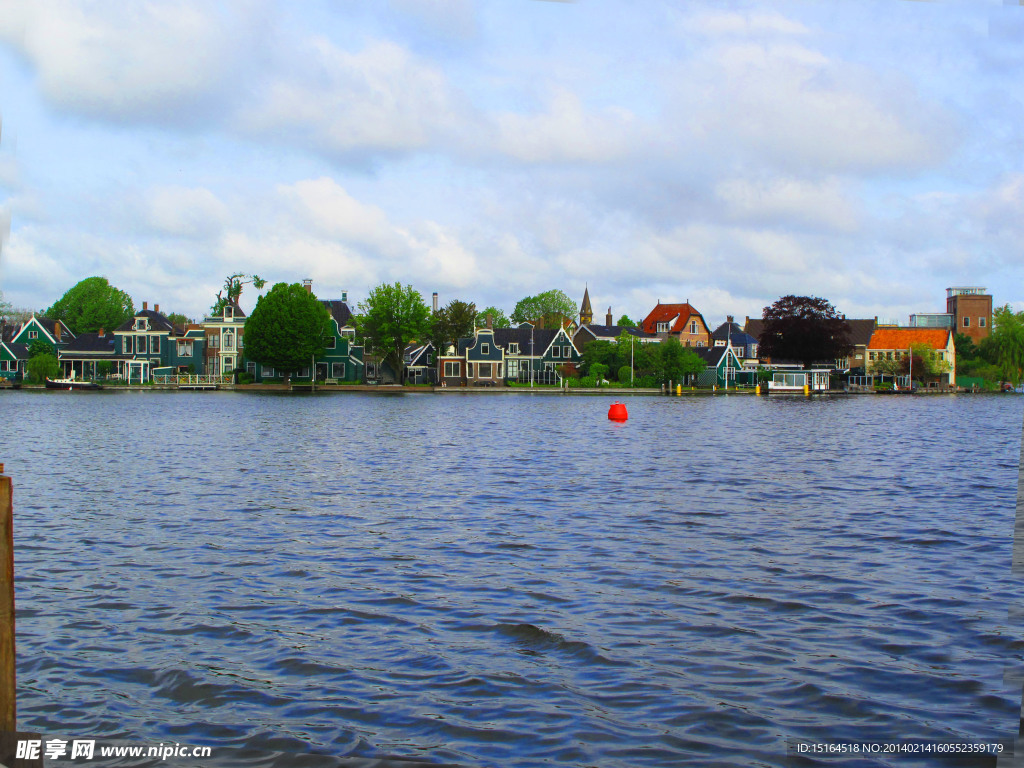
left=3, top=391, right=1023, bottom=767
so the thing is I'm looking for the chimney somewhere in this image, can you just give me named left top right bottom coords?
left=54, top=322, right=62, bottom=341
left=607, top=307, right=613, bottom=326
left=155, top=304, right=160, bottom=313
left=486, top=313, right=493, bottom=330
left=303, top=279, right=313, bottom=294
left=727, top=315, right=734, bottom=324
left=143, top=301, right=148, bottom=311
left=433, top=292, right=439, bottom=313
left=98, top=327, right=104, bottom=337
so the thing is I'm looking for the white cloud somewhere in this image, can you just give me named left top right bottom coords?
left=684, top=10, right=810, bottom=38
left=0, top=1, right=260, bottom=124
left=238, top=38, right=460, bottom=158
left=277, top=177, right=400, bottom=254
left=143, top=186, right=229, bottom=238
left=715, top=177, right=859, bottom=232
left=492, top=88, right=642, bottom=164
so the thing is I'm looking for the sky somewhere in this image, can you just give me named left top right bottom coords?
left=0, top=0, right=1022, bottom=327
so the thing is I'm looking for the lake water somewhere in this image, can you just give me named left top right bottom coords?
left=2, top=391, right=1023, bottom=767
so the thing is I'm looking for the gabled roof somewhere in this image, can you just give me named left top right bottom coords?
left=711, top=322, right=758, bottom=348
left=575, top=324, right=657, bottom=343
left=492, top=326, right=558, bottom=355
left=15, top=315, right=75, bottom=344
left=115, top=309, right=176, bottom=334
left=693, top=346, right=740, bottom=366
left=60, top=333, right=117, bottom=355
left=322, top=300, right=354, bottom=328
left=642, top=303, right=707, bottom=335
left=404, top=342, right=433, bottom=367
left=868, top=328, right=952, bottom=350
left=0, top=341, right=28, bottom=360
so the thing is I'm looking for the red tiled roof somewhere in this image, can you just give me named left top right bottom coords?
left=642, top=303, right=704, bottom=334
left=868, top=328, right=951, bottom=350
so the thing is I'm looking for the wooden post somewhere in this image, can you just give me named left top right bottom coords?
left=0, top=462, right=14, bottom=733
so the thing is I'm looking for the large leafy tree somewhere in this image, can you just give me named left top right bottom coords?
left=616, top=314, right=636, bottom=328
left=981, top=304, right=1024, bottom=385
left=511, top=290, right=576, bottom=327
left=45, top=277, right=134, bottom=334
left=211, top=273, right=266, bottom=316
left=358, top=283, right=431, bottom=377
left=658, top=337, right=705, bottom=383
left=430, top=300, right=477, bottom=355
left=26, top=352, right=60, bottom=383
left=757, top=295, right=853, bottom=369
left=475, top=306, right=510, bottom=328
left=243, top=282, right=331, bottom=378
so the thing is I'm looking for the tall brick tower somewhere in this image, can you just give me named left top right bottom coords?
left=946, top=287, right=992, bottom=344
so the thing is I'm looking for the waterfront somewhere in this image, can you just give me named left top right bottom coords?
left=3, top=392, right=1022, bottom=766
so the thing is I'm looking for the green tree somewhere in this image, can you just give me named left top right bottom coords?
left=430, top=300, right=477, bottom=356
left=26, top=353, right=60, bottom=384
left=45, top=277, right=135, bottom=334
left=165, top=312, right=192, bottom=327
left=982, top=305, right=1024, bottom=385
left=358, top=283, right=431, bottom=378
left=28, top=340, right=52, bottom=359
left=511, top=290, right=577, bottom=327
left=210, top=273, right=266, bottom=316
left=658, top=338, right=705, bottom=384
left=758, top=295, right=853, bottom=369
left=954, top=332, right=978, bottom=364
left=475, top=306, right=510, bottom=328
left=243, top=282, right=332, bottom=379
left=906, top=342, right=951, bottom=383
left=616, top=314, right=635, bottom=328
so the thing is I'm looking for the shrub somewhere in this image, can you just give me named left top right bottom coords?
left=579, top=375, right=598, bottom=388
left=618, top=365, right=633, bottom=385
left=27, top=354, right=60, bottom=384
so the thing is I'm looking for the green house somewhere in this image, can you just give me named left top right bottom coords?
left=694, top=346, right=744, bottom=387
left=10, top=315, right=74, bottom=354
left=0, top=341, right=27, bottom=381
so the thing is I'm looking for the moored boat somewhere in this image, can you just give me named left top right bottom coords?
left=45, top=377, right=103, bottom=390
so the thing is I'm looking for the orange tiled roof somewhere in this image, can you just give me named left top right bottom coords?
left=642, top=303, right=704, bottom=334
left=868, top=328, right=951, bottom=350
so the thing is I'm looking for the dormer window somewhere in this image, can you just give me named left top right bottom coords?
left=656, top=322, right=669, bottom=333
left=224, top=305, right=234, bottom=320
left=481, top=343, right=489, bottom=355
left=135, top=318, right=148, bottom=331
left=509, top=342, right=519, bottom=354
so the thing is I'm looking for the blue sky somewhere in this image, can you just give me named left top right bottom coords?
left=0, top=0, right=1021, bottom=326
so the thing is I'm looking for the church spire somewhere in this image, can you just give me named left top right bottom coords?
left=580, top=285, right=593, bottom=325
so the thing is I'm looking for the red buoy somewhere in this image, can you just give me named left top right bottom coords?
left=608, top=402, right=628, bottom=421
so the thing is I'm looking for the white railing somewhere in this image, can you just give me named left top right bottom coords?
left=153, top=374, right=232, bottom=385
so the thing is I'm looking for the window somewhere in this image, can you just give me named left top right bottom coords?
left=509, top=342, right=519, bottom=354
left=177, top=342, right=192, bottom=357
left=224, top=356, right=234, bottom=370
left=325, top=337, right=336, bottom=349
left=552, top=346, right=561, bottom=358
left=479, top=363, right=492, bottom=378
left=690, top=321, right=697, bottom=334
left=246, top=362, right=256, bottom=375
left=261, top=365, right=276, bottom=378
left=224, top=305, right=234, bottom=320
left=979, top=317, right=986, bottom=327
left=444, top=361, right=459, bottom=377
left=332, top=362, right=345, bottom=378
left=963, top=316, right=970, bottom=327
left=468, top=363, right=474, bottom=378
left=210, top=335, right=220, bottom=349
left=508, top=360, right=519, bottom=377
left=0, top=361, right=7, bottom=371
left=341, top=328, right=356, bottom=338
left=123, top=337, right=132, bottom=354
left=28, top=331, right=37, bottom=340
left=481, top=343, right=489, bottom=355
left=886, top=352, right=893, bottom=360
left=656, top=322, right=669, bottom=333
left=297, top=366, right=310, bottom=378
left=150, top=336, right=160, bottom=354
left=696, top=341, right=705, bottom=347
left=223, top=331, right=235, bottom=351
left=134, top=318, right=148, bottom=330
left=238, top=334, right=244, bottom=348
left=563, top=345, right=571, bottom=358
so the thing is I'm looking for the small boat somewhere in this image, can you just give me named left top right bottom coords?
left=45, top=376, right=103, bottom=390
